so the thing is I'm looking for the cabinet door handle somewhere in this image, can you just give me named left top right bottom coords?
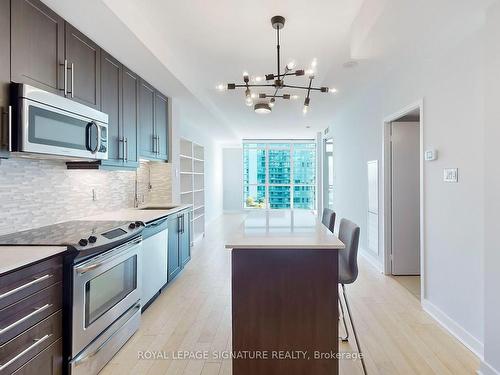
left=124, top=138, right=128, bottom=162
left=63, top=59, right=68, bottom=96
left=0, top=304, right=52, bottom=335
left=0, top=274, right=52, bottom=300
left=70, top=63, right=75, bottom=98
left=0, top=334, right=52, bottom=371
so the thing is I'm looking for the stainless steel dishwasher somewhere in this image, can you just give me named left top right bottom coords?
left=141, top=216, right=169, bottom=311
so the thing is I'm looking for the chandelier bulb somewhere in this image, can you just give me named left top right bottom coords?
left=329, top=88, right=338, bottom=93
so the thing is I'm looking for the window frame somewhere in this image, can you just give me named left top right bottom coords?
left=243, top=140, right=316, bottom=210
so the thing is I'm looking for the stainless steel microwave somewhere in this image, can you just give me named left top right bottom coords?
left=10, top=83, right=108, bottom=160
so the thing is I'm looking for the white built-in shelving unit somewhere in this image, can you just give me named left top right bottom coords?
left=180, top=138, right=205, bottom=241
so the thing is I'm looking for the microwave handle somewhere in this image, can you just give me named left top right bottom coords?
left=85, top=122, right=98, bottom=153
left=96, top=124, right=102, bottom=154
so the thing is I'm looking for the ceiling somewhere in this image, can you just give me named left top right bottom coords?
left=45, top=0, right=496, bottom=142
left=101, top=0, right=365, bottom=140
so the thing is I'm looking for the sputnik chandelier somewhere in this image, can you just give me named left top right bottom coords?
left=217, top=15, right=336, bottom=115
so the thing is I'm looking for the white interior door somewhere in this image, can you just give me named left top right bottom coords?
left=391, top=122, right=420, bottom=275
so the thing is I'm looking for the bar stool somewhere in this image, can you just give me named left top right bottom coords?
left=338, top=218, right=367, bottom=375
left=321, top=208, right=336, bottom=233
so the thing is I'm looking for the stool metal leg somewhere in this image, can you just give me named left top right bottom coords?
left=341, top=284, right=367, bottom=375
left=339, top=294, right=349, bottom=341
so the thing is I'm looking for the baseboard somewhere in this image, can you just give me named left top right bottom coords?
left=359, top=247, right=384, bottom=272
left=478, top=360, right=500, bottom=375
left=422, top=298, right=484, bottom=359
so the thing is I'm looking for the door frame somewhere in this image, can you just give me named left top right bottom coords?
left=382, top=99, right=425, bottom=298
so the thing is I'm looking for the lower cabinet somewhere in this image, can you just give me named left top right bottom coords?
left=180, top=211, right=191, bottom=266
left=0, top=256, right=63, bottom=374
left=167, top=209, right=192, bottom=282
left=12, top=338, right=62, bottom=375
left=167, top=214, right=181, bottom=282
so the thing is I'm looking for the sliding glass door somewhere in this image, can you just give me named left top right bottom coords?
left=322, top=138, right=334, bottom=210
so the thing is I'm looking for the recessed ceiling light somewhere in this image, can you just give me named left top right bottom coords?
left=343, top=60, right=358, bottom=69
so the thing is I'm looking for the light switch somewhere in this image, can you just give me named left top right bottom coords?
left=443, top=168, right=458, bottom=183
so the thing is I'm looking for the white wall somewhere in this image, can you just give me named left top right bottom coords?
left=330, top=24, right=485, bottom=354
left=481, top=2, right=500, bottom=374
left=223, top=148, right=243, bottom=212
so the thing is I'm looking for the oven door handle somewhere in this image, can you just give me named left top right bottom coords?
left=73, top=302, right=141, bottom=366
left=75, top=238, right=141, bottom=275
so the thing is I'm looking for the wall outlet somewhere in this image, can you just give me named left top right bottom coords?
left=425, top=149, right=438, bottom=161
left=443, top=168, right=458, bottom=183
left=92, top=188, right=98, bottom=201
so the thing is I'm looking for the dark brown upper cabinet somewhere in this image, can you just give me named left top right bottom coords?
left=122, top=68, right=139, bottom=166
left=98, top=52, right=139, bottom=170
left=0, top=0, right=10, bottom=158
left=10, top=0, right=65, bottom=95
left=139, top=79, right=156, bottom=159
left=100, top=51, right=122, bottom=164
left=139, top=79, right=169, bottom=161
left=154, top=91, right=169, bottom=161
left=65, top=23, right=101, bottom=109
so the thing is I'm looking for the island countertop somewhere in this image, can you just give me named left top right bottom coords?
left=225, top=210, right=345, bottom=250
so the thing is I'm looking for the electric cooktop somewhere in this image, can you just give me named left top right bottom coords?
left=0, top=220, right=145, bottom=263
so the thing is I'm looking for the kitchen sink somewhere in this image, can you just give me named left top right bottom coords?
left=139, top=205, right=180, bottom=210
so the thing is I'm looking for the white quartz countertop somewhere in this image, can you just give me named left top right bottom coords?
left=225, top=210, right=345, bottom=250
left=83, top=204, right=193, bottom=224
left=0, top=246, right=66, bottom=275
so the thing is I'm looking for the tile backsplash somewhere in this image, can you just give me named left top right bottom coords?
left=0, top=158, right=172, bottom=236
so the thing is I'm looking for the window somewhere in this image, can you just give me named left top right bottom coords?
left=243, top=141, right=316, bottom=209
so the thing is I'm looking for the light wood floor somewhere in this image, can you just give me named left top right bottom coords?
left=392, top=275, right=421, bottom=300
left=101, top=214, right=479, bottom=375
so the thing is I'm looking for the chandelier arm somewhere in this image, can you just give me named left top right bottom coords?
left=232, top=84, right=276, bottom=88
left=283, top=84, right=324, bottom=91
left=276, top=26, right=281, bottom=81
left=306, top=77, right=313, bottom=99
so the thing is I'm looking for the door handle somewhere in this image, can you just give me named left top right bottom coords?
left=76, top=237, right=141, bottom=274
left=62, top=59, right=68, bottom=96
left=70, top=63, right=75, bottom=98
left=0, top=334, right=52, bottom=371
left=124, top=138, right=128, bottom=162
left=0, top=304, right=52, bottom=335
left=73, top=302, right=140, bottom=366
left=0, top=274, right=52, bottom=300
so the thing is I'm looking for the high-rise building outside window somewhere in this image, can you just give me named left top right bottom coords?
left=243, top=141, right=316, bottom=209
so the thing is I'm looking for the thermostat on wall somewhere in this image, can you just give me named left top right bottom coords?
left=443, top=168, right=458, bottom=183
left=425, top=149, right=438, bottom=161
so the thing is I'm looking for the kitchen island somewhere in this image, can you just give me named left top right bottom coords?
left=225, top=210, right=344, bottom=375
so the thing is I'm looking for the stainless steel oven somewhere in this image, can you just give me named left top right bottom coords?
left=70, top=237, right=142, bottom=374
left=10, top=83, right=108, bottom=160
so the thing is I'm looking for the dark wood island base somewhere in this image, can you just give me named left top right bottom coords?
left=231, top=248, right=339, bottom=375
